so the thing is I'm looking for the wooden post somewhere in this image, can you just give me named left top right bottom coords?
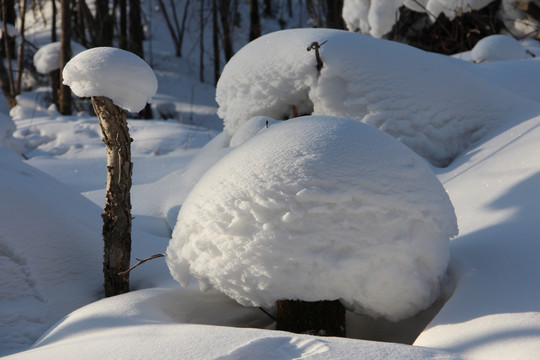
left=276, top=299, right=346, bottom=337
left=91, top=96, right=132, bottom=297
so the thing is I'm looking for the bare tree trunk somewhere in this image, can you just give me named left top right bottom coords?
left=325, top=0, right=344, bottom=29
left=128, top=0, right=144, bottom=58
left=1, top=0, right=15, bottom=99
left=91, top=96, right=132, bottom=297
left=0, top=0, right=15, bottom=58
left=212, top=0, right=220, bottom=85
left=0, top=58, right=16, bottom=108
left=218, top=0, right=233, bottom=61
left=119, top=0, right=127, bottom=49
left=52, top=0, right=58, bottom=42
left=199, top=0, right=205, bottom=83
left=276, top=299, right=346, bottom=337
left=16, top=0, right=28, bottom=94
left=95, top=0, right=113, bottom=46
left=59, top=0, right=72, bottom=115
left=249, top=0, right=261, bottom=41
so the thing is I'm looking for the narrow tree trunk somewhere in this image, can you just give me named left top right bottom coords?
left=128, top=0, right=144, bottom=58
left=59, top=0, right=72, bottom=115
left=91, top=96, right=132, bottom=297
left=0, top=58, right=16, bottom=108
left=276, top=300, right=346, bottom=337
left=199, top=0, right=205, bottom=83
left=218, top=0, right=233, bottom=61
left=249, top=0, right=261, bottom=41
left=212, top=0, right=220, bottom=85
left=119, top=0, right=127, bottom=49
left=325, top=0, right=345, bottom=29
left=50, top=68, right=60, bottom=109
left=52, top=0, right=57, bottom=42
left=0, top=0, right=15, bottom=58
left=16, top=0, right=28, bottom=94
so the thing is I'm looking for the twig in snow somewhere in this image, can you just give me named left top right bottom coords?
left=118, top=253, right=165, bottom=277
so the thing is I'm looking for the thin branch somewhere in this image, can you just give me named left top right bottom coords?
left=259, top=307, right=276, bottom=321
left=118, top=253, right=165, bottom=277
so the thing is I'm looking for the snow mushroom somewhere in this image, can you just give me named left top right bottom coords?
left=166, top=116, right=458, bottom=322
left=62, top=47, right=157, bottom=113
left=33, top=42, right=86, bottom=74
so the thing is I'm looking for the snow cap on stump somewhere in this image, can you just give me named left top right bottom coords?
left=167, top=116, right=458, bottom=321
left=471, top=35, right=529, bottom=63
left=63, top=47, right=157, bottom=112
left=33, top=41, right=86, bottom=74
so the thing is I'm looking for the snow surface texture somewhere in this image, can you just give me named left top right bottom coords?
left=167, top=116, right=458, bottom=321
left=0, top=145, right=102, bottom=355
left=216, top=28, right=535, bottom=167
left=33, top=41, right=86, bottom=74
left=343, top=0, right=503, bottom=38
left=63, top=47, right=158, bottom=112
left=470, top=35, right=530, bottom=63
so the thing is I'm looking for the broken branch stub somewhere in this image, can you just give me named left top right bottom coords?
left=307, top=40, right=327, bottom=75
left=92, top=95, right=133, bottom=297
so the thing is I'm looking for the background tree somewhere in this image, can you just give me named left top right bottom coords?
left=249, top=0, right=261, bottom=41
left=59, top=0, right=72, bottom=115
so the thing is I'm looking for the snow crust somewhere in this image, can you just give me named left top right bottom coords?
left=33, top=42, right=86, bottom=74
left=63, top=47, right=158, bottom=112
left=217, top=28, right=534, bottom=166
left=167, top=116, right=457, bottom=321
left=471, top=35, right=529, bottom=63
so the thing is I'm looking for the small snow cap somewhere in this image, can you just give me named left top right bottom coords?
left=471, top=35, right=529, bottom=63
left=167, top=116, right=458, bottom=321
left=33, top=42, right=86, bottom=74
left=63, top=47, right=157, bottom=112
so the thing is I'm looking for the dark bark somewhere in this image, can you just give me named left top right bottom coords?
left=325, top=0, right=344, bottom=29
left=95, top=0, right=113, bottom=46
left=91, top=96, right=132, bottom=298
left=199, top=0, right=204, bottom=82
left=276, top=300, right=346, bottom=337
left=212, top=0, right=220, bottom=85
left=50, top=68, right=60, bottom=109
left=119, top=0, right=127, bottom=49
left=1, top=0, right=15, bottom=98
left=0, top=58, right=16, bottom=108
left=128, top=0, right=144, bottom=58
left=59, top=0, right=72, bottom=115
left=249, top=0, right=261, bottom=41
left=0, top=0, right=15, bottom=58
left=52, top=0, right=57, bottom=42
left=16, top=0, right=27, bottom=94
left=218, top=0, right=233, bottom=60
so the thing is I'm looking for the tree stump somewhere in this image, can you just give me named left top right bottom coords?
left=276, top=299, right=346, bottom=337
left=92, top=96, right=132, bottom=297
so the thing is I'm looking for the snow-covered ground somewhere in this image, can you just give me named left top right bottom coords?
left=2, top=3, right=540, bottom=360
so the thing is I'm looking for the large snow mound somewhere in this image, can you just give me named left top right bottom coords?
left=0, top=146, right=102, bottom=355
left=217, top=28, right=532, bottom=167
left=33, top=41, right=86, bottom=74
left=167, top=116, right=457, bottom=321
left=63, top=47, right=157, bottom=112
